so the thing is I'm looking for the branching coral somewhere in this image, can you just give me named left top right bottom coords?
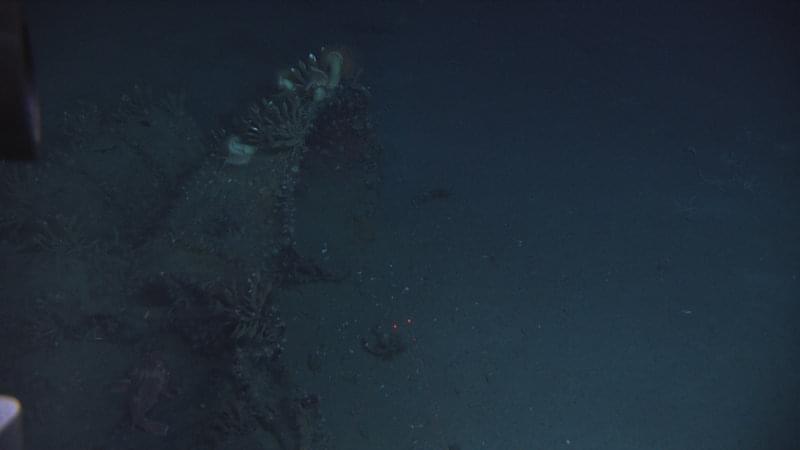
left=240, top=94, right=313, bottom=152
left=227, top=46, right=353, bottom=163
left=218, top=272, right=285, bottom=360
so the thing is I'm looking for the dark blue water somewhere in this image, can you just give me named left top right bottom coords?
left=1, top=1, right=797, bottom=449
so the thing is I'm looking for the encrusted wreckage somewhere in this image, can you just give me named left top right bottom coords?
left=0, top=43, right=379, bottom=450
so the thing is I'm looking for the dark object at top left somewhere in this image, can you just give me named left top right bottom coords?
left=0, top=1, right=40, bottom=161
